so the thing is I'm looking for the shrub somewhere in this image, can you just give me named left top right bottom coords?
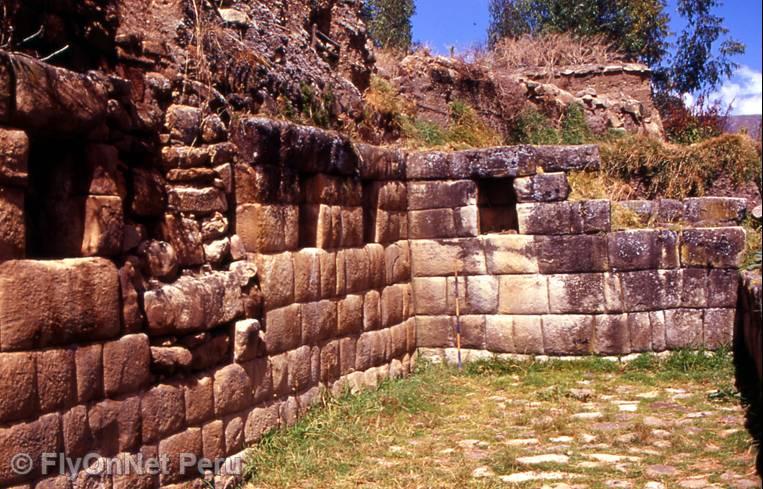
left=512, top=107, right=560, bottom=144
left=561, top=103, right=592, bottom=144
left=447, top=100, right=503, bottom=148
left=656, top=92, right=728, bottom=145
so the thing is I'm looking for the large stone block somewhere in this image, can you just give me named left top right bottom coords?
left=165, top=105, right=201, bottom=144
left=103, top=334, right=150, bottom=397
left=649, top=310, right=667, bottom=352
left=160, top=213, right=205, bottom=266
left=620, top=270, right=680, bottom=312
left=542, top=315, right=594, bottom=355
left=364, top=181, right=407, bottom=211
left=288, top=345, right=314, bottom=392
left=167, top=186, right=227, bottom=215
left=707, top=269, right=739, bottom=308
left=213, top=364, right=254, bottom=416
left=143, top=271, right=243, bottom=335
left=680, top=227, right=746, bottom=268
left=608, top=229, right=679, bottom=271
left=237, top=203, right=299, bottom=253
left=337, top=294, right=364, bottom=336
left=256, top=252, right=294, bottom=310
left=356, top=144, right=406, bottom=181
left=593, top=314, right=631, bottom=355
left=341, top=207, right=365, bottom=248
left=263, top=304, right=302, bottom=354
left=512, top=315, right=544, bottom=354
left=548, top=273, right=608, bottom=314
left=303, top=174, right=362, bottom=206
left=62, top=404, right=91, bottom=459
left=339, top=337, right=357, bottom=375
left=513, top=172, right=569, bottom=203
left=80, top=195, right=124, bottom=257
left=75, top=344, right=103, bottom=404
left=384, top=241, right=411, bottom=285
left=703, top=308, right=735, bottom=349
left=0, top=352, right=36, bottom=423
left=683, top=197, right=746, bottom=226
left=301, top=300, right=337, bottom=344
left=356, top=331, right=386, bottom=371
left=141, top=384, right=185, bottom=444
left=498, top=275, right=549, bottom=314
left=88, top=396, right=141, bottom=455
left=483, top=234, right=538, bottom=274
left=342, top=248, right=371, bottom=293
left=654, top=199, right=684, bottom=225
left=485, top=315, right=514, bottom=353
left=410, top=238, right=487, bottom=277
left=681, top=268, right=708, bottom=308
left=0, top=258, right=120, bottom=351
left=366, top=243, right=386, bottom=290
left=158, top=428, right=203, bottom=485
left=320, top=340, right=341, bottom=384
left=665, top=308, right=703, bottom=349
left=447, top=275, right=499, bottom=314
left=412, top=277, right=447, bottom=315
left=363, top=290, right=381, bottom=331
left=0, top=128, right=28, bottom=186
left=184, top=374, right=214, bottom=426
left=0, top=413, right=61, bottom=485
left=0, top=186, right=24, bottom=260
left=408, top=208, right=456, bottom=239
left=293, top=249, right=321, bottom=303
left=518, top=201, right=610, bottom=235
left=416, top=316, right=453, bottom=348
left=407, top=180, right=477, bottom=210
left=245, top=404, right=281, bottom=444
left=381, top=284, right=405, bottom=328
left=235, top=163, right=302, bottom=205
left=536, top=235, right=609, bottom=274
left=318, top=251, right=337, bottom=299
left=627, top=312, right=652, bottom=352
left=36, top=348, right=76, bottom=413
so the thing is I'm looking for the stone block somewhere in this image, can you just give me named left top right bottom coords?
left=512, top=315, right=545, bottom=354
left=225, top=414, right=245, bottom=454
left=80, top=195, right=124, bottom=257
left=158, top=428, right=203, bottom=485
left=61, top=405, right=91, bottom=459
left=485, top=315, right=514, bottom=353
left=608, top=229, right=679, bottom=271
left=36, top=348, right=76, bottom=413
left=339, top=337, right=357, bottom=375
left=364, top=181, right=407, bottom=211
left=405, top=317, right=417, bottom=353
left=237, top=203, right=299, bottom=253
left=184, top=374, right=214, bottom=426
left=0, top=128, right=29, bottom=185
left=242, top=356, right=273, bottom=404
left=627, top=312, right=652, bottom=352
left=0, top=352, right=36, bottom=423
left=301, top=204, right=341, bottom=249
left=263, top=304, right=302, bottom=354
left=342, top=248, right=371, bottom=293
left=234, top=163, right=301, bottom=205
left=384, top=241, right=411, bottom=285
left=363, top=290, right=381, bottom=331
left=654, top=199, right=684, bottom=225
left=517, top=202, right=581, bottom=235
left=103, top=334, right=151, bottom=397
left=143, top=271, right=243, bottom=335
left=366, top=243, right=385, bottom=289
left=88, top=396, right=141, bottom=455
left=0, top=258, right=120, bottom=351
left=408, top=208, right=456, bottom=239
left=165, top=105, right=201, bottom=144
left=244, top=404, right=281, bottom=444
left=389, top=322, right=409, bottom=358
left=498, top=275, right=549, bottom=314
left=579, top=200, right=611, bottom=233
left=293, top=249, right=321, bottom=303
left=167, top=186, right=227, bottom=215
left=320, top=340, right=340, bottom=383
left=256, top=252, right=294, bottom=311
left=270, top=353, right=289, bottom=398
left=513, top=172, right=569, bottom=202
left=341, top=207, right=364, bottom=247
left=416, top=316, right=453, bottom=348
left=407, top=180, right=477, bottom=210
left=447, top=275, right=499, bottom=314
left=680, top=227, right=746, bottom=268
left=683, top=197, right=746, bottom=226
left=649, top=310, right=667, bottom=352
left=455, top=206, right=479, bottom=237
left=233, top=319, right=261, bottom=363
left=75, top=344, right=103, bottom=404
left=548, top=273, right=607, bottom=314
left=318, top=251, right=337, bottom=298
left=412, top=277, right=447, bottom=315
left=707, top=269, right=739, bottom=308
left=302, top=174, right=362, bottom=206
left=0, top=187, right=24, bottom=260
left=130, top=167, right=166, bottom=216
left=665, top=309, right=703, bottom=349
left=620, top=270, right=662, bottom=312
left=593, top=314, right=631, bottom=355
left=287, top=346, right=313, bottom=392
left=536, top=235, right=609, bottom=274
left=141, top=384, right=185, bottom=444
left=301, top=300, right=337, bottom=344
left=483, top=234, right=538, bottom=274
left=337, top=295, right=364, bottom=336
left=681, top=268, right=708, bottom=308
left=202, top=420, right=225, bottom=461
left=410, top=238, right=486, bottom=277
left=0, top=413, right=61, bottom=485
left=382, top=285, right=405, bottom=328
left=356, top=331, right=386, bottom=371
left=703, top=308, right=735, bottom=349
left=542, top=315, right=594, bottom=355
left=213, top=364, right=254, bottom=416
left=160, top=213, right=205, bottom=266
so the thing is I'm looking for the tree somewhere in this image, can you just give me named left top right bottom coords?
left=488, top=0, right=744, bottom=95
left=361, top=0, right=416, bottom=52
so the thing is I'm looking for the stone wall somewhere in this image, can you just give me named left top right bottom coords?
left=0, top=51, right=748, bottom=488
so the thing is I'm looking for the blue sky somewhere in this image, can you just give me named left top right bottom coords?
left=412, top=0, right=762, bottom=114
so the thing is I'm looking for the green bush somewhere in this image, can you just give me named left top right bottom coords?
left=561, top=103, right=593, bottom=144
left=512, top=107, right=561, bottom=144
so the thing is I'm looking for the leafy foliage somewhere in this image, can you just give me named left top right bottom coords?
left=511, top=103, right=593, bottom=145
left=656, top=92, right=729, bottom=144
left=361, top=0, right=415, bottom=52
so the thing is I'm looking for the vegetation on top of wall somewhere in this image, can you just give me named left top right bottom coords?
left=511, top=103, right=595, bottom=145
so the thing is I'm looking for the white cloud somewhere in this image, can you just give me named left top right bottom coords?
left=708, top=65, right=762, bottom=115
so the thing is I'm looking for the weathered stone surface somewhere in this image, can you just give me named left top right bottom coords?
left=81, top=195, right=124, bottom=257
left=703, top=308, right=735, bottom=349
left=608, top=229, right=679, bottom=271
left=287, top=345, right=313, bottom=392
left=579, top=200, right=612, bottom=233
left=168, top=186, right=228, bottom=215
left=512, top=315, right=545, bottom=354
left=456, top=275, right=499, bottom=314
left=234, top=163, right=301, bottom=204
left=620, top=270, right=683, bottom=312
left=302, top=174, right=362, bottom=206
left=256, top=252, right=294, bottom=310
left=88, top=396, right=141, bottom=455
left=214, top=364, right=254, bottom=416
left=407, top=180, right=477, bottom=210
left=341, top=207, right=365, bottom=247
left=144, top=271, right=243, bottom=335
left=366, top=243, right=386, bottom=290
left=548, top=273, right=608, bottom=314
left=263, top=304, right=302, bottom=354
left=160, top=213, right=205, bottom=267
left=680, top=227, right=746, bottom=268
left=681, top=268, right=707, bottom=308
left=416, top=315, right=453, bottom=348
left=0, top=413, right=61, bottom=485
left=593, top=314, right=631, bottom=355
left=518, top=201, right=609, bottom=235
left=356, top=144, right=406, bottom=181
left=536, top=235, right=609, bottom=273
left=0, top=187, right=24, bottom=260
left=408, top=208, right=457, bottom=239
left=649, top=310, right=667, bottom=351
left=201, top=114, right=227, bottom=143
left=485, top=315, right=514, bottom=353
left=103, top=334, right=151, bottom=397
left=161, top=145, right=211, bottom=170
left=364, top=181, right=407, bottom=211
left=141, top=384, right=185, bottom=443
left=498, top=275, right=549, bottom=314
left=0, top=128, right=28, bottom=186
left=138, top=240, right=178, bottom=279
left=150, top=346, right=193, bottom=375
left=707, top=269, right=739, bottom=308
left=483, top=234, right=538, bottom=274
left=513, top=172, right=569, bottom=202
left=616, top=200, right=655, bottom=226
left=36, top=348, right=76, bottom=413
left=158, top=428, right=203, bottom=485
left=627, top=312, right=652, bottom=352
left=301, top=300, right=337, bottom=344
left=683, top=197, right=746, bottom=226
left=382, top=284, right=405, bottom=328
left=130, top=167, right=166, bottom=217
left=0, top=352, right=36, bottom=423
left=654, top=199, right=684, bottom=225
left=410, top=239, right=486, bottom=277
left=413, top=277, right=447, bottom=315
left=0, top=258, right=119, bottom=351
left=293, top=249, right=321, bottom=303
left=233, top=319, right=261, bottom=363
left=165, top=105, right=201, bottom=144
left=665, top=309, right=703, bottom=349
left=337, top=294, right=363, bottom=335
left=245, top=404, right=281, bottom=444
left=61, top=404, right=91, bottom=459
left=184, top=375, right=214, bottom=426
left=342, top=248, right=371, bottom=293
left=356, top=331, right=387, bottom=371
left=384, top=241, right=411, bottom=285
left=75, top=344, right=103, bottom=404
left=542, top=315, right=594, bottom=355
